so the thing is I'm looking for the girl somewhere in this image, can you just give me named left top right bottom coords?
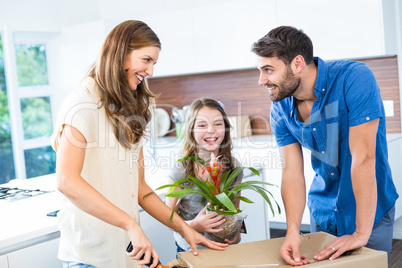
left=51, top=21, right=226, bottom=268
left=166, top=98, right=244, bottom=254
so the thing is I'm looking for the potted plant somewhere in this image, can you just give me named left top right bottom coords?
left=152, top=152, right=281, bottom=243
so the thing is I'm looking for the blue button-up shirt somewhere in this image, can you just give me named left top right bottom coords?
left=270, top=57, right=398, bottom=236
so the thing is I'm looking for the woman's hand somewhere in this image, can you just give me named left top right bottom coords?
left=126, top=222, right=160, bottom=268
left=180, top=221, right=228, bottom=255
left=190, top=206, right=226, bottom=233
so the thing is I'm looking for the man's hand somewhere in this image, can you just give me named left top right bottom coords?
left=280, top=231, right=310, bottom=266
left=314, top=231, right=369, bottom=261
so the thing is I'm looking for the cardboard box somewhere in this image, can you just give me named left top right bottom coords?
left=178, top=232, right=387, bottom=267
left=228, top=115, right=252, bottom=138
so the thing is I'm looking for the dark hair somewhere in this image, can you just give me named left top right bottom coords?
left=251, top=26, right=314, bottom=65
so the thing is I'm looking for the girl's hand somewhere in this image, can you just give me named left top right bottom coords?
left=126, top=222, right=160, bottom=268
left=190, top=206, right=225, bottom=233
left=224, top=228, right=241, bottom=245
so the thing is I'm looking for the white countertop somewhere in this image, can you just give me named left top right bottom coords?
left=0, top=174, right=62, bottom=253
left=0, top=172, right=167, bottom=253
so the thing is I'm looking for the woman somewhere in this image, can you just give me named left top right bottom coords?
left=51, top=20, right=226, bottom=268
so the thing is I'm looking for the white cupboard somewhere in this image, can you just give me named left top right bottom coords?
left=0, top=255, right=8, bottom=268
left=3, top=237, right=61, bottom=268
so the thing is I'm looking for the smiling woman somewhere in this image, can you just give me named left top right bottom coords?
left=124, top=46, right=160, bottom=91
left=51, top=20, right=226, bottom=268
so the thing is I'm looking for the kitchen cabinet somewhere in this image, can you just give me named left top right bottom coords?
left=139, top=207, right=177, bottom=264
left=0, top=175, right=62, bottom=268
left=238, top=168, right=271, bottom=243
left=387, top=134, right=402, bottom=239
left=6, top=237, right=61, bottom=268
left=0, top=255, right=8, bottom=268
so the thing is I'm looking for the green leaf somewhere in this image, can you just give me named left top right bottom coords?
left=153, top=177, right=192, bottom=192
left=215, top=192, right=238, bottom=213
left=219, top=169, right=231, bottom=192
left=168, top=190, right=210, bottom=221
left=265, top=188, right=282, bottom=214
left=225, top=190, right=237, bottom=201
left=207, top=209, right=240, bottom=216
left=232, top=180, right=277, bottom=192
left=170, top=196, right=183, bottom=221
left=178, top=156, right=205, bottom=165
left=143, top=191, right=155, bottom=199
left=252, top=186, right=277, bottom=216
left=185, top=175, right=215, bottom=201
left=236, top=196, right=254, bottom=204
left=166, top=189, right=202, bottom=198
left=248, top=167, right=260, bottom=176
left=232, top=183, right=280, bottom=216
left=223, top=167, right=245, bottom=191
left=206, top=181, right=218, bottom=194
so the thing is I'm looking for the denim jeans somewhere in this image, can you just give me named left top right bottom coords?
left=62, top=261, right=96, bottom=268
left=175, top=241, right=186, bottom=259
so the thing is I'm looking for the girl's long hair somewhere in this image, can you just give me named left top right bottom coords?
left=87, top=20, right=160, bottom=149
left=180, top=98, right=234, bottom=177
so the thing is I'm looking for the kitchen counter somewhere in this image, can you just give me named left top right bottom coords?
left=0, top=174, right=62, bottom=254
left=0, top=135, right=279, bottom=265
left=3, top=133, right=400, bottom=264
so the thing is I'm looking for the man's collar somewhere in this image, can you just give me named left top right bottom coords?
left=313, top=57, right=328, bottom=97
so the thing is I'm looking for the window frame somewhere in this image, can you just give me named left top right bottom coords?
left=2, top=26, right=56, bottom=180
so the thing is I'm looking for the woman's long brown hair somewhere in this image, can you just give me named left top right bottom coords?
left=88, top=20, right=160, bottom=149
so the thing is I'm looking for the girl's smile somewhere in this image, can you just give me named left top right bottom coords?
left=193, top=107, right=225, bottom=154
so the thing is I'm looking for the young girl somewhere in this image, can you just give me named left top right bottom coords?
left=51, top=21, right=226, bottom=268
left=166, top=98, right=244, bottom=253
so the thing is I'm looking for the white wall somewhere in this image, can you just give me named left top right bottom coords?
left=52, top=20, right=108, bottom=110
left=276, top=0, right=385, bottom=60
left=138, top=0, right=277, bottom=76
left=1, top=0, right=389, bottom=86
left=95, top=0, right=386, bottom=76
left=0, top=0, right=101, bottom=31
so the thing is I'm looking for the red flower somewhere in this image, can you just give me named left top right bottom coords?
left=202, top=152, right=224, bottom=195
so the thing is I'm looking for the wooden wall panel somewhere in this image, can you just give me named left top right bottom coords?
left=149, top=56, right=401, bottom=135
left=359, top=56, right=401, bottom=133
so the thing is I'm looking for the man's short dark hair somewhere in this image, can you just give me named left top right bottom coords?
left=251, top=26, right=314, bottom=65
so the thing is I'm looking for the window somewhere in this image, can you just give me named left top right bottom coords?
left=0, top=35, right=16, bottom=183
left=0, top=31, right=56, bottom=183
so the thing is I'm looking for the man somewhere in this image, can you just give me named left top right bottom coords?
left=251, top=26, right=398, bottom=266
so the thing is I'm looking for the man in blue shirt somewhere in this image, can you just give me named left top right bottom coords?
left=251, top=26, right=398, bottom=265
